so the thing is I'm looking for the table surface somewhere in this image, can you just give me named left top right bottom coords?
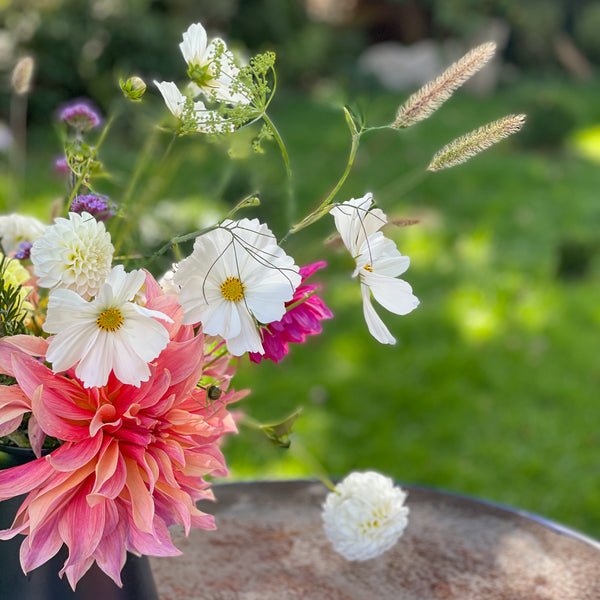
left=149, top=480, right=600, bottom=600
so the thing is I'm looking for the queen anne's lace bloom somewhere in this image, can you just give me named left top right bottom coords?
left=174, top=218, right=301, bottom=356
left=322, top=471, right=409, bottom=561
left=31, top=211, right=114, bottom=299
left=330, top=193, right=419, bottom=344
left=43, top=266, right=172, bottom=388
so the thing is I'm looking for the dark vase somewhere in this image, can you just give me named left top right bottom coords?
left=0, top=445, right=160, bottom=600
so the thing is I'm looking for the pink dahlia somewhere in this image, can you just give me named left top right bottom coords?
left=0, top=272, right=245, bottom=590
left=249, top=262, right=333, bottom=364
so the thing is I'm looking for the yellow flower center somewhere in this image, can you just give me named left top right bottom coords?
left=220, top=276, right=245, bottom=302
left=364, top=264, right=374, bottom=272
left=96, top=308, right=124, bottom=332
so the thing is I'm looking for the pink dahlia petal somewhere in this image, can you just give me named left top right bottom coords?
left=124, top=457, right=155, bottom=534
left=93, top=505, right=127, bottom=586
left=48, top=436, right=103, bottom=472
left=89, top=443, right=127, bottom=503
left=20, top=513, right=63, bottom=572
left=62, top=555, right=96, bottom=591
left=0, top=458, right=55, bottom=501
left=0, top=335, right=47, bottom=376
left=57, top=481, right=105, bottom=565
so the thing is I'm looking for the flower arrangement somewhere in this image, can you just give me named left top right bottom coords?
left=0, top=21, right=524, bottom=591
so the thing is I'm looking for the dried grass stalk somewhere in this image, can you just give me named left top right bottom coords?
left=392, top=42, right=496, bottom=129
left=427, top=114, right=526, bottom=171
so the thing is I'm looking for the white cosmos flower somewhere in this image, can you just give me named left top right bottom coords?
left=154, top=80, right=232, bottom=133
left=43, top=266, right=172, bottom=388
left=330, top=194, right=419, bottom=345
left=0, top=213, right=46, bottom=255
left=179, top=22, right=248, bottom=105
left=173, top=218, right=301, bottom=356
left=31, top=211, right=113, bottom=300
left=322, top=471, right=409, bottom=561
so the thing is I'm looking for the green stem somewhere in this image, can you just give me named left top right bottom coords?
left=113, top=129, right=177, bottom=258
left=148, top=225, right=216, bottom=266
left=282, top=112, right=361, bottom=242
left=66, top=113, right=116, bottom=209
left=262, top=111, right=291, bottom=179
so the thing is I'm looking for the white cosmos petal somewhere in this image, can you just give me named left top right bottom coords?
left=131, top=303, right=174, bottom=323
left=106, top=265, right=145, bottom=303
left=178, top=275, right=222, bottom=325
left=46, top=323, right=99, bottom=372
left=44, top=266, right=171, bottom=388
left=154, top=81, right=185, bottom=118
left=355, top=233, right=410, bottom=278
left=330, top=193, right=388, bottom=255
left=361, top=284, right=396, bottom=345
left=224, top=310, right=264, bottom=356
left=111, top=335, right=152, bottom=386
left=43, top=288, right=97, bottom=333
left=209, top=300, right=242, bottom=339
left=120, top=309, right=170, bottom=362
left=363, top=272, right=420, bottom=316
left=179, top=23, right=208, bottom=66
left=75, top=329, right=113, bottom=388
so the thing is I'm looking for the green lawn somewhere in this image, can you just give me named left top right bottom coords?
left=7, top=76, right=600, bottom=539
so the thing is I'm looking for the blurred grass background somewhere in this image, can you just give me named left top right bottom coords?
left=3, top=0, right=600, bottom=539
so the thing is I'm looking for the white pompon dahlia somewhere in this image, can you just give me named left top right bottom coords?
left=173, top=218, right=301, bottom=356
left=322, top=471, right=409, bottom=561
left=43, top=266, right=172, bottom=388
left=330, top=193, right=419, bottom=345
left=30, top=211, right=113, bottom=299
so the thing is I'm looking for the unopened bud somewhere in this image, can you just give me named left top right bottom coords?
left=120, top=76, right=147, bottom=102
left=11, top=56, right=35, bottom=95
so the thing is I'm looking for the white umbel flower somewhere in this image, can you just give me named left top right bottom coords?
left=154, top=80, right=232, bottom=133
left=173, top=218, right=301, bottom=356
left=43, top=266, right=172, bottom=388
left=0, top=213, right=46, bottom=255
left=322, top=471, right=409, bottom=561
left=31, top=212, right=113, bottom=300
left=330, top=194, right=419, bottom=344
left=179, top=22, right=248, bottom=105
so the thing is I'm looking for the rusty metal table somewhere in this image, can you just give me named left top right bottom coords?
left=150, top=480, right=600, bottom=599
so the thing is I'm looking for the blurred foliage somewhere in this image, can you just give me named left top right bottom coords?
left=0, top=0, right=365, bottom=123
left=573, top=2, right=600, bottom=63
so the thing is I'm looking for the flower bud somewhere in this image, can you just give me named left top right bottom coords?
left=120, top=76, right=147, bottom=102
left=11, top=56, right=35, bottom=95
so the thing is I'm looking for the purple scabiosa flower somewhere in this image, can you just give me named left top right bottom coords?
left=59, top=101, right=101, bottom=132
left=249, top=261, right=333, bottom=364
left=54, top=156, right=70, bottom=176
left=70, top=194, right=115, bottom=221
left=14, top=240, right=33, bottom=260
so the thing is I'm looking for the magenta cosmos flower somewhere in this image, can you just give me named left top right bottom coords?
left=249, top=262, right=333, bottom=364
left=0, top=272, right=246, bottom=590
